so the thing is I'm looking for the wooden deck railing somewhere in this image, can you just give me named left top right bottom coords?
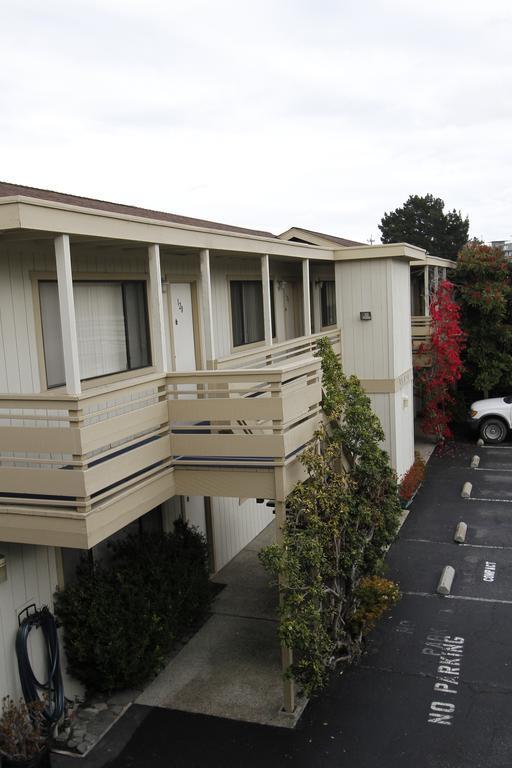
left=0, top=356, right=323, bottom=523
left=0, top=373, right=171, bottom=518
left=411, top=315, right=432, bottom=367
left=167, top=358, right=322, bottom=467
left=213, top=328, right=341, bottom=370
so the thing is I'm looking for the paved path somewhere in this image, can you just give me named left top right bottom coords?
left=73, top=441, right=512, bottom=767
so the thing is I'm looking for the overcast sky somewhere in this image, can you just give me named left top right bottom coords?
left=2, top=0, right=511, bottom=243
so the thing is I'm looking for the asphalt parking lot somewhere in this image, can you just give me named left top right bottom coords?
left=63, top=439, right=512, bottom=768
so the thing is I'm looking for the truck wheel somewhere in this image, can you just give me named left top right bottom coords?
left=480, top=418, right=507, bottom=444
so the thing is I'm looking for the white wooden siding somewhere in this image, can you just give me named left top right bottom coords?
left=0, top=544, right=82, bottom=700
left=210, top=497, right=274, bottom=573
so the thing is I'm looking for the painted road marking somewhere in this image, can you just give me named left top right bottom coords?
left=467, top=497, right=512, bottom=504
left=483, top=561, right=497, bottom=582
left=403, top=538, right=512, bottom=551
left=478, top=444, right=512, bottom=449
left=422, top=630, right=465, bottom=726
left=404, top=591, right=512, bottom=605
left=395, top=619, right=415, bottom=636
left=471, top=467, right=512, bottom=473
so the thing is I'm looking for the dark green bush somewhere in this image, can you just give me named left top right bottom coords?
left=54, top=520, right=211, bottom=692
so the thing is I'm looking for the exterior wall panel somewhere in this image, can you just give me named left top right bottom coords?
left=211, top=497, right=274, bottom=573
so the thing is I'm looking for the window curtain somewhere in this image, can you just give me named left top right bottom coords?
left=39, top=282, right=66, bottom=388
left=39, top=280, right=151, bottom=388
left=230, top=281, right=265, bottom=347
left=74, top=283, right=127, bottom=379
left=123, top=282, right=150, bottom=368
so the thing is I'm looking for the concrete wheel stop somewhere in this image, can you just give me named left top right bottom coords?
left=477, top=438, right=484, bottom=446
left=470, top=455, right=480, bottom=468
left=453, top=522, right=467, bottom=543
left=461, top=481, right=472, bottom=499
left=437, top=566, right=455, bottom=595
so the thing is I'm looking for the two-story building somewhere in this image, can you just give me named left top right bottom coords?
left=0, top=181, right=430, bottom=712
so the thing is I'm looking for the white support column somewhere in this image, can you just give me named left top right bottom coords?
left=200, top=249, right=216, bottom=368
left=261, top=254, right=273, bottom=346
left=424, top=264, right=430, bottom=316
left=302, top=259, right=311, bottom=336
left=148, top=244, right=168, bottom=372
left=54, top=234, right=81, bottom=395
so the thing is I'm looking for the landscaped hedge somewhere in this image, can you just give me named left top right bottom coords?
left=54, top=521, right=211, bottom=693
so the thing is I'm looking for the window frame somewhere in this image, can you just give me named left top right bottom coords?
left=228, top=277, right=276, bottom=350
left=320, top=280, right=337, bottom=329
left=33, top=273, right=154, bottom=391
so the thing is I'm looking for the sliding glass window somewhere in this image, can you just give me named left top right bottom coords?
left=320, top=281, right=337, bottom=328
left=230, top=280, right=275, bottom=347
left=39, top=280, right=151, bottom=388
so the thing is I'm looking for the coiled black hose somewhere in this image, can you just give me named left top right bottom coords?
left=15, top=606, right=65, bottom=730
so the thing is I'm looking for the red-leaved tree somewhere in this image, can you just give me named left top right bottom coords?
left=418, top=280, right=465, bottom=441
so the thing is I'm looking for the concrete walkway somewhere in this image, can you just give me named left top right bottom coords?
left=414, top=421, right=438, bottom=464
left=136, top=522, right=295, bottom=727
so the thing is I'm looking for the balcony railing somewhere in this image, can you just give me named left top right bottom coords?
left=0, top=373, right=171, bottom=519
left=167, top=358, right=322, bottom=467
left=213, top=328, right=341, bottom=370
left=411, top=316, right=432, bottom=367
left=0, top=354, right=324, bottom=545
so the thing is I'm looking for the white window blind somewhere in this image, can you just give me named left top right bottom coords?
left=39, top=280, right=151, bottom=388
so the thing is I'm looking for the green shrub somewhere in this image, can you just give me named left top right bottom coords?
left=350, top=576, right=401, bottom=637
left=55, top=520, right=211, bottom=693
left=260, top=338, right=402, bottom=695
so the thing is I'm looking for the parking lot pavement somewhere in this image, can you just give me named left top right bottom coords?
left=473, top=445, right=512, bottom=472
left=101, top=441, right=512, bottom=768
left=387, top=537, right=512, bottom=601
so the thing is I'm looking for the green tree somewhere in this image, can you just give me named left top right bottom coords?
left=259, top=339, right=401, bottom=695
left=379, top=194, right=469, bottom=259
left=454, top=241, right=512, bottom=398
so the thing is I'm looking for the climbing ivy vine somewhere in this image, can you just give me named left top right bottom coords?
left=259, top=338, right=401, bottom=695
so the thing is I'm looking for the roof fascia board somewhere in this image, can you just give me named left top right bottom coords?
left=3, top=197, right=334, bottom=260
left=0, top=200, right=22, bottom=231
left=425, top=255, right=457, bottom=268
left=333, top=243, right=426, bottom=263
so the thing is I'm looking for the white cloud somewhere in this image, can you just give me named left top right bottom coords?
left=1, top=0, right=511, bottom=241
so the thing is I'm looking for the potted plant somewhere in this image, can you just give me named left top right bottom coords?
left=399, top=453, right=426, bottom=509
left=0, top=696, right=49, bottom=767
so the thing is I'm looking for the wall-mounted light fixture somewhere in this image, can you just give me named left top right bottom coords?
left=360, top=311, right=372, bottom=321
left=0, top=555, right=6, bottom=584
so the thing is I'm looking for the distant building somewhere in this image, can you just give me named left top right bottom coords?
left=491, top=240, right=512, bottom=259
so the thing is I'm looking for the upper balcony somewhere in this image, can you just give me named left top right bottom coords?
left=411, top=315, right=432, bottom=368
left=0, top=330, right=338, bottom=549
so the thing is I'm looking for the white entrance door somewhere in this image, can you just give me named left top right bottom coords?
left=169, top=283, right=197, bottom=371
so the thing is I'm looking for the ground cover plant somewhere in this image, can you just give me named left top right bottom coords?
left=55, top=520, right=211, bottom=693
left=399, top=452, right=426, bottom=505
left=260, top=338, right=401, bottom=695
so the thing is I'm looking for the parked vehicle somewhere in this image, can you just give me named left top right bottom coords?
left=469, top=396, right=512, bottom=443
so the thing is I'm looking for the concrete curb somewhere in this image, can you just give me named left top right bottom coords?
left=471, top=455, right=480, bottom=469
left=454, top=522, right=467, bottom=543
left=437, top=566, right=455, bottom=595
left=461, top=481, right=472, bottom=499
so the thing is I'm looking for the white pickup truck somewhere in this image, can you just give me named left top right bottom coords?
left=469, top=396, right=512, bottom=443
